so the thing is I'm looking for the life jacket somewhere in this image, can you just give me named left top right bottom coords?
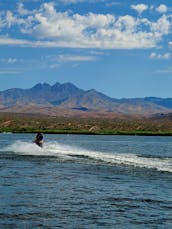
left=36, top=134, right=43, bottom=142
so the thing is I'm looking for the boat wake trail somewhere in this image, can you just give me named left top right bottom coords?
left=1, top=140, right=172, bottom=173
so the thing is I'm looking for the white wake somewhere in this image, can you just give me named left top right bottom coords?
left=2, top=140, right=172, bottom=173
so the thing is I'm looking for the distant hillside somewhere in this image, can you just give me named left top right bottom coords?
left=0, top=82, right=171, bottom=116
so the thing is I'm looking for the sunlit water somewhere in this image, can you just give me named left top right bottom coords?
left=0, top=133, right=172, bottom=228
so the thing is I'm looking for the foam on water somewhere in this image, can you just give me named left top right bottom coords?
left=2, top=140, right=172, bottom=173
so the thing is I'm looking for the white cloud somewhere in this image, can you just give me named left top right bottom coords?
left=0, top=68, right=23, bottom=74
left=106, top=2, right=120, bottom=7
left=17, top=3, right=33, bottom=15
left=89, top=50, right=106, bottom=55
left=40, top=53, right=97, bottom=69
left=28, top=4, right=171, bottom=49
left=150, top=5, right=154, bottom=11
left=0, top=36, right=31, bottom=46
left=59, top=0, right=103, bottom=4
left=0, top=3, right=171, bottom=50
left=156, top=67, right=172, bottom=74
left=8, top=58, right=17, bottom=64
left=150, top=15, right=170, bottom=38
left=150, top=52, right=171, bottom=60
left=5, top=10, right=25, bottom=28
left=59, top=0, right=85, bottom=3
left=58, top=54, right=97, bottom=62
left=0, top=58, right=18, bottom=64
left=6, top=11, right=17, bottom=27
left=156, top=4, right=168, bottom=14
left=169, top=41, right=172, bottom=48
left=145, top=16, right=171, bottom=54
left=131, top=4, right=148, bottom=15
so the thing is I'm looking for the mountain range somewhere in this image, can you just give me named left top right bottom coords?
left=0, top=82, right=172, bottom=117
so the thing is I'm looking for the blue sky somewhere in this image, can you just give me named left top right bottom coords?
left=0, top=0, right=172, bottom=98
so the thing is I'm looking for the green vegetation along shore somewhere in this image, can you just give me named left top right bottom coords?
left=1, top=112, right=172, bottom=136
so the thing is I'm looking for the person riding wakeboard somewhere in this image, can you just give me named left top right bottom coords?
left=34, top=132, right=43, bottom=147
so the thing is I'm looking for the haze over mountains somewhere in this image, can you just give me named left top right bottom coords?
left=0, top=82, right=172, bottom=117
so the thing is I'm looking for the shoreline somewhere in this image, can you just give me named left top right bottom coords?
left=1, top=128, right=172, bottom=136
left=1, top=112, right=172, bottom=136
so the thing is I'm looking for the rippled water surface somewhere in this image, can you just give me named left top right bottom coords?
left=0, top=133, right=172, bottom=228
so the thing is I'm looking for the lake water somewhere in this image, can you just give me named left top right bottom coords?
left=0, top=133, right=172, bottom=228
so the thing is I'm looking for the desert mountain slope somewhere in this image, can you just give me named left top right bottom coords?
left=0, top=82, right=171, bottom=115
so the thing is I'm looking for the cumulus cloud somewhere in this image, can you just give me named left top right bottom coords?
left=131, top=4, right=148, bottom=15
left=156, top=4, right=168, bottom=14
left=150, top=15, right=170, bottom=36
left=0, top=2, right=171, bottom=50
left=17, top=2, right=34, bottom=15
left=149, top=52, right=171, bottom=60
left=6, top=11, right=17, bottom=27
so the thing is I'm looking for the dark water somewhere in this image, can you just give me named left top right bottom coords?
left=0, top=133, right=172, bottom=228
